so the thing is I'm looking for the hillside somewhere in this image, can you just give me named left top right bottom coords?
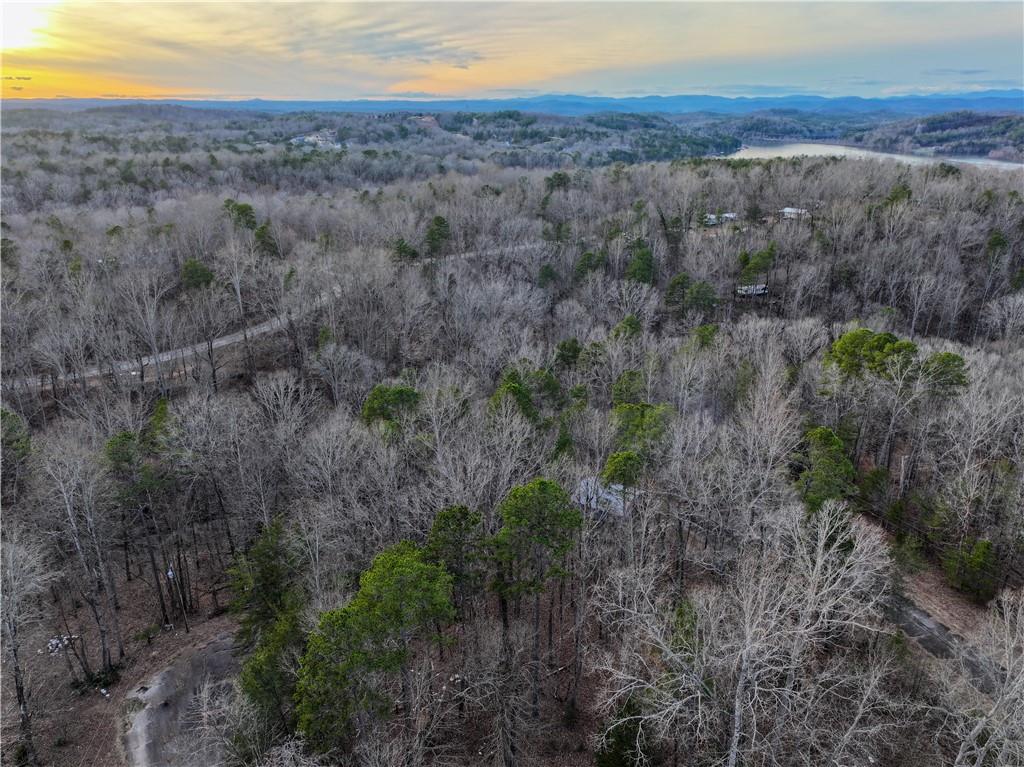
left=842, top=111, right=1024, bottom=161
left=2, top=105, right=1023, bottom=767
left=5, top=89, right=1023, bottom=117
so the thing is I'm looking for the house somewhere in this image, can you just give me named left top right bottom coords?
left=779, top=207, right=810, bottom=220
left=704, top=212, right=739, bottom=227
left=409, top=114, right=439, bottom=129
left=289, top=130, right=342, bottom=149
left=736, top=283, right=769, bottom=297
left=573, top=477, right=626, bottom=520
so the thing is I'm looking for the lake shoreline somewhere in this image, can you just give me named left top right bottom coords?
left=726, top=140, right=1023, bottom=170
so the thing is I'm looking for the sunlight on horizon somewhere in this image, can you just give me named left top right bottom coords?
left=2, top=1, right=59, bottom=51
left=2, top=2, right=1022, bottom=101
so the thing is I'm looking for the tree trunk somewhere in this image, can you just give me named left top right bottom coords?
left=726, top=656, right=748, bottom=767
left=531, top=590, right=541, bottom=719
left=9, top=639, right=40, bottom=767
left=401, top=663, right=414, bottom=734
left=54, top=585, right=91, bottom=679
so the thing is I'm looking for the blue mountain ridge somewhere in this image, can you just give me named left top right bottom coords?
left=6, top=90, right=1022, bottom=116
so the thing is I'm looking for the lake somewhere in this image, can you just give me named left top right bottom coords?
left=727, top=142, right=1023, bottom=172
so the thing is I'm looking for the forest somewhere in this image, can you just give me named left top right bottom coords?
left=1, top=105, right=1022, bottom=767
left=842, top=112, right=1024, bottom=162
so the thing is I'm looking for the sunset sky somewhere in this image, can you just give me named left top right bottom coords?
left=2, top=1, right=1022, bottom=101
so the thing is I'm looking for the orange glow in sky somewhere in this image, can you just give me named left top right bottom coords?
left=2, top=2, right=1021, bottom=101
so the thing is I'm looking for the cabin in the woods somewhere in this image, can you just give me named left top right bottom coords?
left=736, top=283, right=769, bottom=297
left=289, top=130, right=342, bottom=149
left=779, top=207, right=810, bottom=220
left=573, top=477, right=626, bottom=520
left=704, top=212, right=739, bottom=227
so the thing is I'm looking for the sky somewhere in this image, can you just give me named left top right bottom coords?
left=2, top=1, right=1022, bottom=101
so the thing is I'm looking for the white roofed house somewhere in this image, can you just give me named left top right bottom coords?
left=703, top=212, right=739, bottom=227
left=573, top=477, right=626, bottom=521
left=288, top=130, right=343, bottom=149
left=736, top=283, right=769, bottom=297
left=779, top=207, right=810, bottom=220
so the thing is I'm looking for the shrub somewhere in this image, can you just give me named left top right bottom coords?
left=612, top=370, right=644, bottom=405
left=611, top=314, right=642, bottom=340
left=574, top=250, right=606, bottom=279
left=555, top=338, right=582, bottom=368
left=596, top=700, right=647, bottom=767
left=798, top=426, right=855, bottom=513
left=425, top=215, right=451, bottom=257
left=393, top=238, right=419, bottom=261
left=625, top=242, right=655, bottom=284
left=664, top=271, right=691, bottom=315
left=684, top=281, right=718, bottom=316
left=180, top=258, right=214, bottom=289
left=944, top=539, right=998, bottom=604
left=601, top=451, right=643, bottom=487
left=362, top=384, right=420, bottom=426
left=538, top=263, right=558, bottom=288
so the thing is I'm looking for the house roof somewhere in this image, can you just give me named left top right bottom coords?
left=573, top=477, right=626, bottom=518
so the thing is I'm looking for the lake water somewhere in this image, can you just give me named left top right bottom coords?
left=727, top=142, right=1023, bottom=172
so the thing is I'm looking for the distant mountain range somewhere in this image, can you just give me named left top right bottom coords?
left=6, top=90, right=1023, bottom=116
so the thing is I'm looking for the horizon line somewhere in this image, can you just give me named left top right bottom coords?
left=5, top=88, right=1024, bottom=104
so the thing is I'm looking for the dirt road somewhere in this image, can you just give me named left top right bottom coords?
left=122, top=633, right=238, bottom=767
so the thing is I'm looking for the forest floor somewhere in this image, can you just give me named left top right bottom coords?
left=860, top=515, right=989, bottom=645
left=1, top=560, right=234, bottom=767
left=900, top=563, right=987, bottom=645
left=2, top=516, right=993, bottom=767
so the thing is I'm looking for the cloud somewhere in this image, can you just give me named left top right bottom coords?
left=485, top=88, right=541, bottom=95
left=828, top=76, right=889, bottom=87
left=922, top=68, right=989, bottom=76
left=963, top=78, right=1023, bottom=88
left=373, top=91, right=444, bottom=99
left=705, top=83, right=817, bottom=96
left=3, top=2, right=1021, bottom=100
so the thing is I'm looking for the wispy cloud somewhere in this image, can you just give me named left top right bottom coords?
left=705, top=84, right=818, bottom=96
left=369, top=91, right=445, bottom=99
left=923, top=68, right=990, bottom=76
left=2, top=2, right=1021, bottom=100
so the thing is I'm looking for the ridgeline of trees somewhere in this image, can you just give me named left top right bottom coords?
left=844, top=111, right=1024, bottom=162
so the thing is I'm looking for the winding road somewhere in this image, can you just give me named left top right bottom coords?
left=5, top=242, right=545, bottom=394
left=12, top=247, right=999, bottom=687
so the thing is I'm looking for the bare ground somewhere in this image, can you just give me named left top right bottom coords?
left=2, top=569, right=236, bottom=767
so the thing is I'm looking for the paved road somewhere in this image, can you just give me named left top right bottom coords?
left=887, top=593, right=998, bottom=694
left=122, top=633, right=237, bottom=767
left=5, top=242, right=544, bottom=393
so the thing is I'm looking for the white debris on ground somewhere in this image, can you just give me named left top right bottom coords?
left=42, top=634, right=78, bottom=655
